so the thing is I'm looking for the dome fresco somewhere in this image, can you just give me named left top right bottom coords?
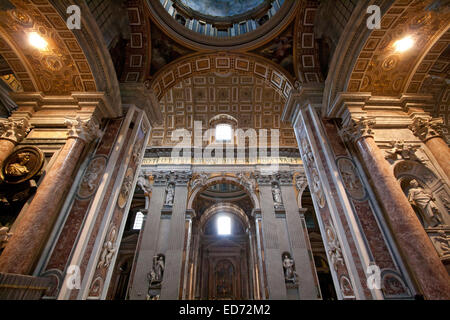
left=179, top=0, right=266, bottom=18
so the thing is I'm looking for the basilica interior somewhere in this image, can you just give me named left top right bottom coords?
left=0, top=0, right=449, bottom=300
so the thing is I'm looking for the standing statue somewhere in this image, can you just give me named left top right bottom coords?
left=165, top=184, right=175, bottom=206
left=282, top=254, right=296, bottom=283
left=272, top=184, right=283, bottom=207
left=407, top=180, right=444, bottom=227
left=148, top=255, right=165, bottom=287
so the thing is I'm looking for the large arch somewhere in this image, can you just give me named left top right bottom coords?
left=323, top=0, right=450, bottom=116
left=187, top=174, right=260, bottom=210
left=149, top=52, right=295, bottom=102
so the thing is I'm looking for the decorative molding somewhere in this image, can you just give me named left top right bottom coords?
left=0, top=118, right=31, bottom=143
left=409, top=117, right=445, bottom=142
left=65, top=117, right=103, bottom=143
left=339, top=117, right=376, bottom=143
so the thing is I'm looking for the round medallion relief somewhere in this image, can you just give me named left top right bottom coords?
left=337, top=158, right=366, bottom=200
left=1, top=146, right=44, bottom=184
left=77, top=157, right=107, bottom=198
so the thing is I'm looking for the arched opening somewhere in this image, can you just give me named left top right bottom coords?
left=186, top=181, right=261, bottom=300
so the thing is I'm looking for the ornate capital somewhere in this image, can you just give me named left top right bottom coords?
left=0, top=118, right=31, bottom=143
left=339, top=117, right=376, bottom=143
left=65, top=117, right=102, bottom=143
left=409, top=117, right=444, bottom=142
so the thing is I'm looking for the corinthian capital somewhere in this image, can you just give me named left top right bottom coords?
left=0, top=118, right=31, bottom=143
left=339, top=117, right=376, bottom=143
left=409, top=117, right=444, bottom=142
left=65, top=117, right=102, bottom=143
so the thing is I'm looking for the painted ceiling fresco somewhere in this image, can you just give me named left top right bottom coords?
left=179, top=0, right=266, bottom=17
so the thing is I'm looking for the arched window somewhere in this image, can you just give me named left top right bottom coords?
left=215, top=123, right=233, bottom=142
left=133, top=211, right=144, bottom=230
left=217, top=215, right=231, bottom=235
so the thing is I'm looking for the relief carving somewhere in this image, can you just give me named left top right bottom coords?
left=78, top=157, right=106, bottom=198
left=384, top=141, right=422, bottom=162
left=325, top=224, right=345, bottom=272
left=0, top=118, right=31, bottom=144
left=1, top=146, right=44, bottom=185
left=237, top=172, right=257, bottom=195
left=118, top=168, right=134, bottom=209
left=97, top=226, right=117, bottom=270
left=337, top=158, right=366, bottom=200
left=190, top=173, right=209, bottom=190
left=432, top=230, right=450, bottom=258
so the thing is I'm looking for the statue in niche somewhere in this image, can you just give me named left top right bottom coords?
left=407, top=180, right=444, bottom=227
left=148, top=255, right=165, bottom=287
left=433, top=230, right=450, bottom=257
left=165, top=184, right=175, bottom=206
left=282, top=253, right=297, bottom=283
left=272, top=183, right=283, bottom=207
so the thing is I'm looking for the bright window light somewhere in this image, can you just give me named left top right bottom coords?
left=216, top=124, right=232, bottom=142
left=28, top=32, right=48, bottom=50
left=217, top=216, right=231, bottom=235
left=133, top=211, right=144, bottom=230
left=393, top=36, right=414, bottom=53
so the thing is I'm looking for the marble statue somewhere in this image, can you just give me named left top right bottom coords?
left=165, top=184, right=175, bottom=206
left=407, top=180, right=444, bottom=226
left=272, top=184, right=283, bottom=207
left=148, top=255, right=165, bottom=287
left=282, top=254, right=296, bottom=283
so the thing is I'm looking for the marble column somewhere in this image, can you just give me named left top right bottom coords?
left=340, top=117, right=450, bottom=300
left=0, top=117, right=101, bottom=275
left=160, top=172, right=191, bottom=300
left=0, top=118, right=31, bottom=167
left=409, top=117, right=450, bottom=180
left=279, top=174, right=320, bottom=300
left=256, top=177, right=287, bottom=300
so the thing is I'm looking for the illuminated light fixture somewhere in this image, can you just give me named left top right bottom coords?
left=393, top=36, right=414, bottom=53
left=217, top=216, right=231, bottom=235
left=28, top=32, right=48, bottom=50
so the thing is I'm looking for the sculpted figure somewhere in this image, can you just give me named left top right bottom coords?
left=97, top=229, right=117, bottom=269
left=6, top=152, right=30, bottom=176
left=272, top=184, right=283, bottom=206
left=0, top=226, right=12, bottom=249
left=165, top=184, right=175, bottom=206
left=282, top=254, right=296, bottom=282
left=434, top=230, right=450, bottom=256
left=407, top=180, right=444, bottom=227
